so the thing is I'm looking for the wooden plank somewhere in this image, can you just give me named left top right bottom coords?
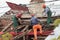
left=50, top=24, right=54, bottom=26
left=17, top=25, right=25, bottom=29
left=22, top=19, right=47, bottom=22
left=13, top=30, right=28, bottom=39
left=1, top=15, right=60, bottom=19
left=21, top=25, right=29, bottom=32
left=27, top=30, right=53, bottom=36
left=0, top=27, right=4, bottom=29
left=21, top=16, right=60, bottom=19
left=1, top=22, right=13, bottom=32
left=13, top=29, right=32, bottom=40
left=31, top=36, right=46, bottom=39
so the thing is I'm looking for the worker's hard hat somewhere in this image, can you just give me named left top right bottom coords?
left=42, top=4, right=46, bottom=8
left=31, top=14, right=35, bottom=16
left=16, top=13, right=22, bottom=18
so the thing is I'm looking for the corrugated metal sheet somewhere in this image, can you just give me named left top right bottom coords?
left=6, top=2, right=28, bottom=11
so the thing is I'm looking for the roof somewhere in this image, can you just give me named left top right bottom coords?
left=6, top=2, right=28, bottom=11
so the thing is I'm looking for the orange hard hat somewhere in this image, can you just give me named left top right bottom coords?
left=16, top=13, right=22, bottom=18
left=42, top=4, right=46, bottom=8
left=31, top=14, right=35, bottom=16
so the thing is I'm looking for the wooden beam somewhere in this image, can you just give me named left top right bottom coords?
left=13, top=29, right=32, bottom=40
left=21, top=25, right=29, bottom=32
left=0, top=27, right=4, bottom=29
left=31, top=36, right=46, bottom=40
left=13, top=30, right=28, bottom=39
left=0, top=15, right=60, bottom=19
left=1, top=22, right=13, bottom=32
left=17, top=25, right=25, bottom=29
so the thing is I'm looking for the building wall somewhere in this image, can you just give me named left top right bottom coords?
left=31, top=0, right=44, bottom=3
left=28, top=3, right=44, bottom=17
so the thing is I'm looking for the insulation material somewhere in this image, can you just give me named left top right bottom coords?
left=45, top=24, right=60, bottom=40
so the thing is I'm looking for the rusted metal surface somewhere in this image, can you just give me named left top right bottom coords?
left=6, top=2, right=28, bottom=11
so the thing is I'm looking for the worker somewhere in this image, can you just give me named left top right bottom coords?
left=16, top=13, right=22, bottom=24
left=42, top=4, right=52, bottom=27
left=31, top=14, right=43, bottom=40
left=29, top=14, right=36, bottom=29
left=31, top=14, right=39, bottom=26
left=12, top=13, right=22, bottom=32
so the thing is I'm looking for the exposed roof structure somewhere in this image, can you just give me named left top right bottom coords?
left=6, top=2, right=28, bottom=11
